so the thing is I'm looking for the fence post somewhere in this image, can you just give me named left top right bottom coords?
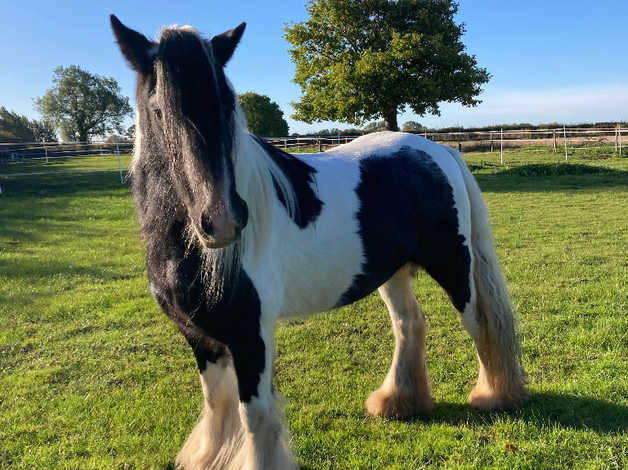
left=553, top=130, right=557, bottom=152
left=318, top=139, right=322, bottom=152
left=490, top=131, right=493, bottom=152
left=457, top=134, right=461, bottom=152
left=115, top=142, right=124, bottom=183
left=563, top=125, right=568, bottom=161
left=620, top=126, right=623, bottom=157
left=283, top=138, right=287, bottom=150
left=615, top=127, right=619, bottom=155
left=500, top=128, right=503, bottom=164
left=45, top=145, right=49, bottom=164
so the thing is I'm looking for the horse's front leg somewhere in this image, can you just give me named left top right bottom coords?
left=228, top=321, right=296, bottom=470
left=175, top=332, right=245, bottom=470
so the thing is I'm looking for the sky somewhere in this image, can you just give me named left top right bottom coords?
left=1, top=1, right=628, bottom=135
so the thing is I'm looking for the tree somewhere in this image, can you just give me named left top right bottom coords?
left=285, top=0, right=490, bottom=131
left=238, top=92, right=289, bottom=136
left=362, top=120, right=386, bottom=133
left=402, top=120, right=424, bottom=132
left=125, top=124, right=136, bottom=140
left=35, top=65, right=132, bottom=142
left=0, top=107, right=57, bottom=142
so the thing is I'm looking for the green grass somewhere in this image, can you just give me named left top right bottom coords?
left=1, top=152, right=627, bottom=469
left=0, top=154, right=132, bottom=176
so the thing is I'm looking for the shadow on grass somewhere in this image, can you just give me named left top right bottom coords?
left=417, top=392, right=628, bottom=433
left=159, top=393, right=627, bottom=470
left=0, top=256, right=114, bottom=282
left=0, top=171, right=128, bottom=197
left=474, top=163, right=628, bottom=192
left=163, top=461, right=316, bottom=470
left=1, top=172, right=132, bottom=246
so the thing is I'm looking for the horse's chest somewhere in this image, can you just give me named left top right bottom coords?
left=146, top=246, right=207, bottom=317
left=145, top=240, right=264, bottom=345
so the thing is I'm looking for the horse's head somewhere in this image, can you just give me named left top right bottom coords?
left=111, top=15, right=248, bottom=249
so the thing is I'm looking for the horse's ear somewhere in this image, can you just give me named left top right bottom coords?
left=110, top=15, right=154, bottom=73
left=210, top=22, right=246, bottom=66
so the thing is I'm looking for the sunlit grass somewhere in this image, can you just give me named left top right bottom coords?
left=1, top=152, right=626, bottom=469
left=0, top=154, right=132, bottom=175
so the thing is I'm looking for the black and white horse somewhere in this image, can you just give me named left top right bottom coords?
left=111, top=16, right=527, bottom=470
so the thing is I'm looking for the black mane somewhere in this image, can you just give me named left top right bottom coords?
left=156, top=28, right=236, bottom=168
left=252, top=136, right=323, bottom=229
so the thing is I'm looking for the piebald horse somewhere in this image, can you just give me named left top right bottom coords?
left=111, top=16, right=527, bottom=470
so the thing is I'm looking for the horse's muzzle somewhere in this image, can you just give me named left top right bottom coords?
left=196, top=199, right=248, bottom=249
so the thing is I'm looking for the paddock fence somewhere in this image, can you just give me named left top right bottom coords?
left=0, top=141, right=132, bottom=182
left=1, top=126, right=626, bottom=182
left=269, top=126, right=628, bottom=160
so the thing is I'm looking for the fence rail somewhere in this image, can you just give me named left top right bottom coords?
left=0, top=141, right=133, bottom=164
left=1, top=126, right=626, bottom=170
left=267, top=126, right=627, bottom=157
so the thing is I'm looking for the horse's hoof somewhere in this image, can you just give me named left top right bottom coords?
left=468, top=383, right=528, bottom=410
left=366, top=387, right=434, bottom=419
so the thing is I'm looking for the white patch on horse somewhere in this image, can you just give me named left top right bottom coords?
left=241, top=149, right=364, bottom=317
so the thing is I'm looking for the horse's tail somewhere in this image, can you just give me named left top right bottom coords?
left=445, top=146, right=528, bottom=408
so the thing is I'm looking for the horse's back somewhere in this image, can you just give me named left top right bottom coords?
left=264, top=132, right=473, bottom=316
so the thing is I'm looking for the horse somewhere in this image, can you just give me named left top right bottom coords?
left=110, top=15, right=528, bottom=470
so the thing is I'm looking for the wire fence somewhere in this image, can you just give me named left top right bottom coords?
left=268, top=126, right=628, bottom=160
left=0, top=141, right=132, bottom=183
left=1, top=126, right=626, bottom=180
left=0, top=141, right=133, bottom=162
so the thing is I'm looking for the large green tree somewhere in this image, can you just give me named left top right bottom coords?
left=35, top=66, right=132, bottom=142
left=285, top=0, right=490, bottom=131
left=238, top=92, right=289, bottom=137
left=0, top=107, right=57, bottom=142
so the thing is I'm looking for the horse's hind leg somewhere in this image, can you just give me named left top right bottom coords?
left=366, top=263, right=434, bottom=418
left=459, top=263, right=528, bottom=410
left=176, top=339, right=244, bottom=470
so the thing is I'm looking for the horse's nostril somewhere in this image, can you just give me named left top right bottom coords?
left=200, top=217, right=214, bottom=236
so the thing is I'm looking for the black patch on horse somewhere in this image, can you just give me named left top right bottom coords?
left=253, top=136, right=323, bottom=228
left=157, top=28, right=236, bottom=160
left=145, top=222, right=265, bottom=404
left=117, top=20, right=265, bottom=404
left=337, top=147, right=471, bottom=312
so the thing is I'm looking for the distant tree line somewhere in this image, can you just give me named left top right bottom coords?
left=289, top=120, right=628, bottom=138
left=423, top=121, right=628, bottom=133
left=0, top=107, right=57, bottom=142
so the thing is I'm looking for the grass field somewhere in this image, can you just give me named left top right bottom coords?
left=0, top=150, right=627, bottom=469
left=0, top=154, right=132, bottom=175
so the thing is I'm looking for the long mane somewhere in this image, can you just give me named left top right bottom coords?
left=130, top=24, right=299, bottom=303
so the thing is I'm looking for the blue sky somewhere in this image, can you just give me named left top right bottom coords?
left=1, top=1, right=627, bottom=134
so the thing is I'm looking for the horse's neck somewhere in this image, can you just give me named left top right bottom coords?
left=232, top=132, right=277, bottom=256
